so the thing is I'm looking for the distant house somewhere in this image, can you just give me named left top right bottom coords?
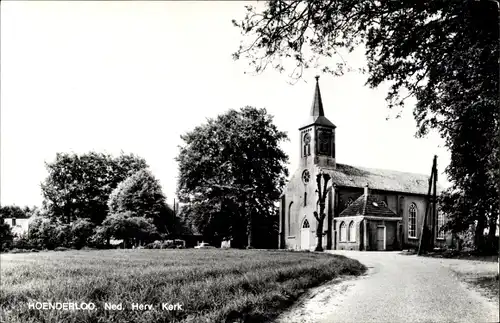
left=278, top=77, right=449, bottom=251
left=3, top=217, right=33, bottom=237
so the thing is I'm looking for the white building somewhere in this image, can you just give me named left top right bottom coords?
left=3, top=217, right=33, bottom=237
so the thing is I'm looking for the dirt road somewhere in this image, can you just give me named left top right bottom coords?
left=276, top=251, right=499, bottom=323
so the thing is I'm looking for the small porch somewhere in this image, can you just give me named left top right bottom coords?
left=361, top=216, right=402, bottom=251
left=333, top=185, right=402, bottom=251
left=334, top=216, right=402, bottom=251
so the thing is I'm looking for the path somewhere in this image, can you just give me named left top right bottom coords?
left=276, top=251, right=499, bottom=323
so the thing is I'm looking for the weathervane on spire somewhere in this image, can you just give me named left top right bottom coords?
left=315, top=75, right=320, bottom=82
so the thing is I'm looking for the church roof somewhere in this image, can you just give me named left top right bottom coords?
left=339, top=193, right=399, bottom=217
left=323, top=163, right=440, bottom=195
left=299, top=116, right=336, bottom=130
left=299, top=76, right=336, bottom=130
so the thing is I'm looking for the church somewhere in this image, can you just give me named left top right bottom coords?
left=278, top=77, right=447, bottom=251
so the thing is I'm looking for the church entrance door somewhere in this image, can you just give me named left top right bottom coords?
left=300, top=219, right=310, bottom=250
left=376, top=226, right=386, bottom=250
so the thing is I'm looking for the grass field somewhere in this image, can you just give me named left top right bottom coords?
left=0, top=249, right=366, bottom=323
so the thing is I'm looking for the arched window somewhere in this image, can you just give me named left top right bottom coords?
left=288, top=202, right=294, bottom=235
left=302, top=219, right=310, bottom=228
left=437, top=212, right=445, bottom=239
left=348, top=221, right=356, bottom=242
left=303, top=133, right=311, bottom=157
left=408, top=203, right=417, bottom=238
left=339, top=222, right=347, bottom=242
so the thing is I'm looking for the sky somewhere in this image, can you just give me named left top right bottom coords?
left=1, top=1, right=451, bottom=208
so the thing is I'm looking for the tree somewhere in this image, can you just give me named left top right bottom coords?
left=41, top=152, right=148, bottom=225
left=233, top=1, right=499, bottom=251
left=0, top=205, right=28, bottom=219
left=97, top=212, right=159, bottom=248
left=27, top=217, right=70, bottom=250
left=108, top=169, right=173, bottom=234
left=177, top=106, right=289, bottom=248
left=440, top=99, right=499, bottom=251
left=70, top=218, right=95, bottom=249
left=0, top=222, right=13, bottom=251
left=313, top=173, right=331, bottom=252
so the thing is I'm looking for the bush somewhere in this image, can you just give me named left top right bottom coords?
left=28, top=217, right=71, bottom=250
left=70, top=219, right=95, bottom=249
left=11, top=234, right=34, bottom=250
left=456, top=226, right=475, bottom=251
left=54, top=224, right=71, bottom=248
left=98, top=212, right=159, bottom=248
left=0, top=222, right=14, bottom=251
left=143, top=239, right=184, bottom=249
left=89, top=226, right=108, bottom=249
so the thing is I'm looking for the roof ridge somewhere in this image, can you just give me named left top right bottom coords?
left=339, top=192, right=398, bottom=217
left=334, top=163, right=430, bottom=178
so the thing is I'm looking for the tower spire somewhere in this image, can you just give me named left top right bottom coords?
left=310, top=75, right=324, bottom=117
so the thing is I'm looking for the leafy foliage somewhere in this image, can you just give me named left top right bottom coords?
left=0, top=205, right=33, bottom=219
left=234, top=0, right=499, bottom=250
left=97, top=212, right=159, bottom=248
left=27, top=217, right=71, bottom=250
left=0, top=222, right=14, bottom=251
left=70, top=218, right=96, bottom=249
left=177, top=106, right=288, bottom=248
left=11, top=233, right=33, bottom=250
left=41, top=152, right=148, bottom=225
left=108, top=169, right=173, bottom=233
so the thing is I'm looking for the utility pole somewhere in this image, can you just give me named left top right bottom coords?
left=173, top=198, right=176, bottom=238
left=418, top=155, right=437, bottom=255
left=431, top=157, right=438, bottom=250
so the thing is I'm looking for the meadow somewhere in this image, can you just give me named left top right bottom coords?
left=0, top=249, right=366, bottom=323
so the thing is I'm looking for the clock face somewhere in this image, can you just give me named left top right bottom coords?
left=302, top=170, right=310, bottom=184
left=304, top=133, right=311, bottom=144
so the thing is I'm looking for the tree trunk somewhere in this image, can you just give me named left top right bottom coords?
left=326, top=190, right=333, bottom=250
left=315, top=216, right=324, bottom=251
left=474, top=217, right=486, bottom=253
left=247, top=212, right=253, bottom=249
left=487, top=212, right=498, bottom=252
left=314, top=173, right=331, bottom=252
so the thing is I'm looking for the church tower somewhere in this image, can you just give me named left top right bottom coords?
left=299, top=76, right=336, bottom=169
